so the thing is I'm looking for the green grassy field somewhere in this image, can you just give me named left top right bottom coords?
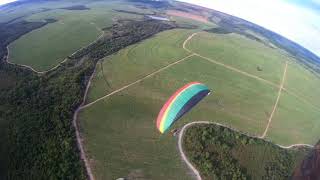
left=265, top=62, right=320, bottom=146
left=266, top=90, right=320, bottom=146
left=78, top=25, right=320, bottom=179
left=7, top=0, right=147, bottom=71
left=152, top=56, right=278, bottom=134
left=284, top=63, right=320, bottom=110
left=78, top=27, right=298, bottom=178
left=186, top=32, right=320, bottom=146
left=79, top=56, right=278, bottom=179
left=87, top=29, right=194, bottom=102
left=187, top=32, right=288, bottom=84
left=79, top=88, right=192, bottom=180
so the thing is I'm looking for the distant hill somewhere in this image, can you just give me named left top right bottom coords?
left=173, top=1, right=320, bottom=74
left=210, top=9, right=320, bottom=72
left=0, top=0, right=58, bottom=10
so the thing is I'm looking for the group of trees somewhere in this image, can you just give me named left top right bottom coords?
left=184, top=125, right=249, bottom=180
left=70, top=20, right=175, bottom=60
left=0, top=18, right=177, bottom=179
left=183, top=124, right=310, bottom=180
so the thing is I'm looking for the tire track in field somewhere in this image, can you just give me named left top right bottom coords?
left=195, top=53, right=280, bottom=88
left=99, top=60, right=112, bottom=88
left=283, top=88, right=320, bottom=112
left=80, top=32, right=198, bottom=109
left=80, top=53, right=195, bottom=109
left=260, top=61, right=288, bottom=138
left=183, top=32, right=280, bottom=89
left=183, top=32, right=320, bottom=113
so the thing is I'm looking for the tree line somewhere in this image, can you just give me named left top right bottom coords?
left=183, top=124, right=310, bottom=180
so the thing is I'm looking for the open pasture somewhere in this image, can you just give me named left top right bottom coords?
left=187, top=32, right=289, bottom=84
left=7, top=0, right=148, bottom=71
left=87, top=29, right=194, bottom=102
left=76, top=27, right=319, bottom=178
left=79, top=55, right=279, bottom=179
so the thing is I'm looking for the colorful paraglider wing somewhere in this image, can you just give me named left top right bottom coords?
left=156, top=82, right=211, bottom=133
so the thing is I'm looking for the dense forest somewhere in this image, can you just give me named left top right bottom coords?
left=183, top=124, right=311, bottom=180
left=0, top=19, right=176, bottom=179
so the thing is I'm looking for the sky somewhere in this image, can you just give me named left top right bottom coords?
left=0, top=0, right=17, bottom=5
left=178, top=0, right=320, bottom=57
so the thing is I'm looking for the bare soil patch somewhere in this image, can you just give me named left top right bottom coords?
left=167, top=10, right=210, bottom=24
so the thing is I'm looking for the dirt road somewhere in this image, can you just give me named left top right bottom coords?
left=72, top=66, right=97, bottom=180
left=81, top=53, right=195, bottom=109
left=80, top=32, right=198, bottom=109
left=260, top=61, right=288, bottom=138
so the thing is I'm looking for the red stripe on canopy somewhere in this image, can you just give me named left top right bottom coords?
left=156, top=82, right=201, bottom=130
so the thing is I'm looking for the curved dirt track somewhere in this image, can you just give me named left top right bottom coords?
left=183, top=32, right=198, bottom=53
left=178, top=121, right=209, bottom=180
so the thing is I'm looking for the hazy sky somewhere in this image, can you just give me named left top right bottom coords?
left=178, top=0, right=320, bottom=57
left=0, top=0, right=16, bottom=5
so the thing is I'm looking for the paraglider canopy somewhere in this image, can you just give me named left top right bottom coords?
left=156, top=82, right=211, bottom=133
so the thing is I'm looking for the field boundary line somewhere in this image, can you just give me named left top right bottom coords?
left=260, top=61, right=288, bottom=138
left=278, top=143, right=314, bottom=149
left=184, top=31, right=320, bottom=112
left=195, top=53, right=280, bottom=88
left=178, top=121, right=314, bottom=180
left=183, top=32, right=280, bottom=88
left=283, top=89, right=320, bottom=111
left=80, top=53, right=195, bottom=109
